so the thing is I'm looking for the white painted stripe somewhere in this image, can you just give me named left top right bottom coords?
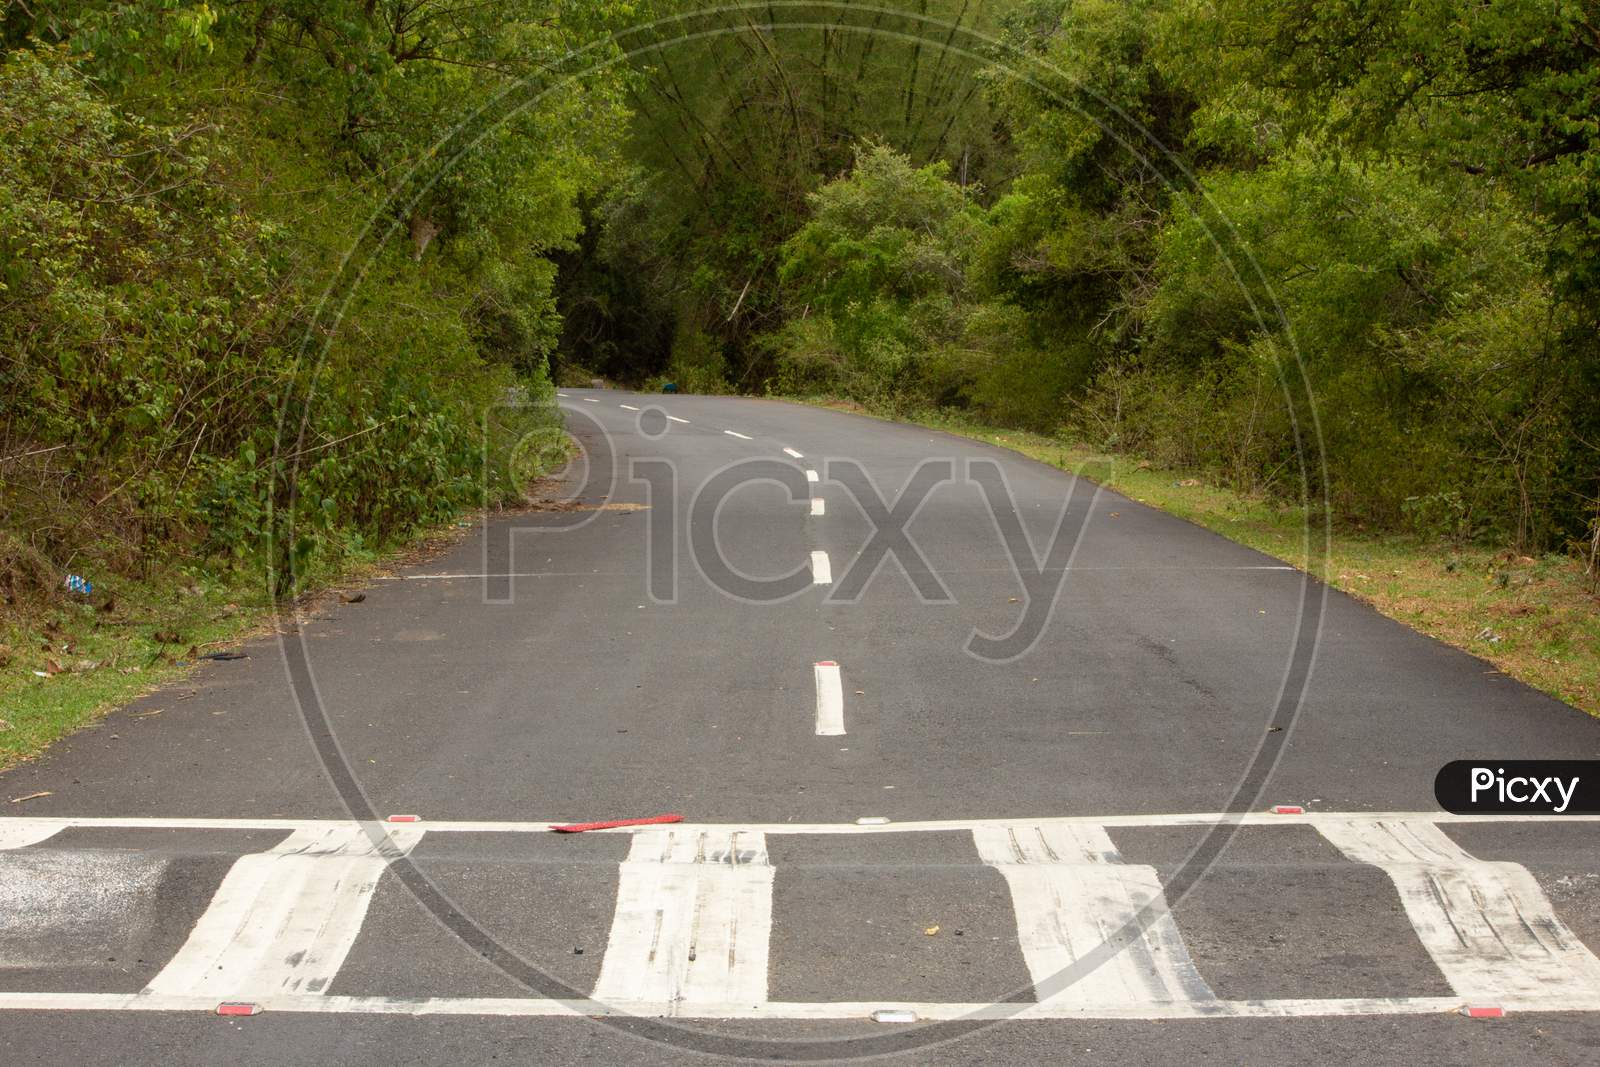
left=809, top=550, right=832, bottom=585
left=804, top=469, right=819, bottom=484
left=810, top=498, right=825, bottom=516
left=582, top=398, right=599, bottom=403
left=0, top=822, right=61, bottom=850
left=5, top=812, right=1600, bottom=835
left=5, top=991, right=1589, bottom=1020
left=666, top=415, right=690, bottom=424
left=619, top=404, right=639, bottom=411
left=145, top=825, right=421, bottom=997
left=783, top=447, right=803, bottom=459
left=812, top=662, right=845, bottom=736
left=593, top=830, right=772, bottom=1012
left=723, top=430, right=752, bottom=440
left=1317, top=818, right=1600, bottom=1009
left=555, top=392, right=570, bottom=397
left=975, top=825, right=1214, bottom=1006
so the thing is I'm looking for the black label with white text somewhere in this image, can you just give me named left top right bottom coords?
left=1435, top=760, right=1600, bottom=814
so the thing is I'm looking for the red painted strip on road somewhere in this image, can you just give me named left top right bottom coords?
left=387, top=814, right=421, bottom=823
left=815, top=660, right=837, bottom=667
left=551, top=813, right=684, bottom=833
left=1270, top=805, right=1305, bottom=815
left=216, top=1002, right=261, bottom=1017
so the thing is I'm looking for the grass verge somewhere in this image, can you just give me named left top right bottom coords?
left=1, top=406, right=571, bottom=775
left=805, top=398, right=1600, bottom=718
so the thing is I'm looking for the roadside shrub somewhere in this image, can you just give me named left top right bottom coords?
left=1092, top=152, right=1566, bottom=538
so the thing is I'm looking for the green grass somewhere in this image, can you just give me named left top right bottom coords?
left=1, top=400, right=571, bottom=776
left=803, top=397, right=1600, bottom=718
left=1, top=564, right=277, bottom=770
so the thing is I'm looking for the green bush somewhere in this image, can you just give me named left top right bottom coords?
left=1096, top=152, right=1565, bottom=540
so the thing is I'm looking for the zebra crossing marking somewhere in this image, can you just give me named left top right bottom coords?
left=1316, top=818, right=1600, bottom=1009
left=974, top=824, right=1215, bottom=1006
left=0, top=822, right=60, bottom=850
left=592, top=829, right=773, bottom=1012
left=2, top=812, right=1600, bottom=1019
left=144, top=824, right=422, bottom=998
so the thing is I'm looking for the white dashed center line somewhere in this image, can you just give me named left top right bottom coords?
left=555, top=392, right=570, bottom=397
left=810, top=550, right=832, bottom=585
left=724, top=430, right=752, bottom=440
left=810, top=498, right=825, bottom=516
left=667, top=415, right=690, bottom=424
left=619, top=404, right=639, bottom=411
left=582, top=397, right=599, bottom=403
left=783, top=447, right=804, bottom=459
left=813, top=661, right=845, bottom=736
left=804, top=469, right=819, bottom=484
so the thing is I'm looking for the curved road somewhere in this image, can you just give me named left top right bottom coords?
left=2, top=390, right=1598, bottom=1064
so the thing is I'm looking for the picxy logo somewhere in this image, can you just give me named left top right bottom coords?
left=1435, top=760, right=1598, bottom=815
left=1470, top=766, right=1579, bottom=813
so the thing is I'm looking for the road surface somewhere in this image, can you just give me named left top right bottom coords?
left=3, top=390, right=1599, bottom=1064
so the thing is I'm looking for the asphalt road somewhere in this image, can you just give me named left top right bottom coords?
left=3, top=390, right=1599, bottom=1065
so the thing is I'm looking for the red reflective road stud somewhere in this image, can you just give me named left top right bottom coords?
left=1460, top=1006, right=1505, bottom=1019
left=387, top=814, right=420, bottom=823
left=1271, top=805, right=1305, bottom=815
left=216, top=1002, right=262, bottom=1017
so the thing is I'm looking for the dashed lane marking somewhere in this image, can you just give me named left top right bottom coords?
left=810, top=550, right=832, bottom=585
left=812, top=661, right=845, bottom=736
left=723, top=430, right=752, bottom=440
left=783, top=447, right=804, bottom=459
left=811, top=498, right=825, bottom=516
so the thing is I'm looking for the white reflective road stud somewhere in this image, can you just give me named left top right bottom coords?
left=145, top=825, right=422, bottom=997
left=974, top=824, right=1216, bottom=1007
left=0, top=821, right=62, bottom=850
left=593, top=830, right=773, bottom=1012
left=1316, top=818, right=1600, bottom=1008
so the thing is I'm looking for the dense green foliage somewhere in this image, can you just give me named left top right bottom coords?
left=5, top=0, right=1597, bottom=613
left=554, top=0, right=1598, bottom=552
left=552, top=1, right=1014, bottom=391
left=1, top=1, right=627, bottom=601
